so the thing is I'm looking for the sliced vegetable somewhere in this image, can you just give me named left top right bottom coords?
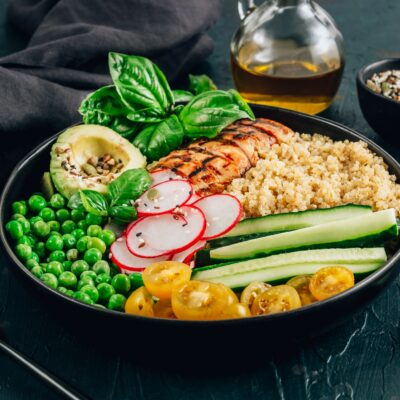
left=136, top=180, right=193, bottom=216
left=110, top=236, right=170, bottom=272
left=126, top=205, right=206, bottom=258
left=287, top=275, right=316, bottom=305
left=193, top=194, right=242, bottom=240
left=224, top=204, right=373, bottom=238
left=210, top=209, right=397, bottom=261
left=240, top=281, right=272, bottom=309
left=124, top=287, right=154, bottom=317
left=150, top=169, right=181, bottom=186
left=171, top=240, right=207, bottom=264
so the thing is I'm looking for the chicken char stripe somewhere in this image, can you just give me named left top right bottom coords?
left=151, top=118, right=293, bottom=195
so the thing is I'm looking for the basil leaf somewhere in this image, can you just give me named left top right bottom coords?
left=189, top=74, right=217, bottom=94
left=79, top=86, right=141, bottom=138
left=79, top=190, right=109, bottom=216
left=108, top=168, right=152, bottom=206
left=109, top=205, right=137, bottom=224
left=172, top=90, right=194, bottom=103
left=109, top=52, right=174, bottom=120
left=179, top=89, right=255, bottom=138
left=132, top=115, right=184, bottom=162
left=68, top=192, right=84, bottom=210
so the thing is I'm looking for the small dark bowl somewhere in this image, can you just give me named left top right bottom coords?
left=357, top=58, right=400, bottom=144
left=1, top=105, right=400, bottom=368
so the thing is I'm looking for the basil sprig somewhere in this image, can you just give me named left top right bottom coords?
left=79, top=52, right=254, bottom=162
left=68, top=169, right=151, bottom=224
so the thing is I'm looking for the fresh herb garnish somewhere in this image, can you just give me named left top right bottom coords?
left=79, top=52, right=254, bottom=161
left=69, top=168, right=151, bottom=224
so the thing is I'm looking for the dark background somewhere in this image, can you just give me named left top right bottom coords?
left=1, top=0, right=400, bottom=399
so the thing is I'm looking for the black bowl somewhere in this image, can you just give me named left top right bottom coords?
left=357, top=58, right=400, bottom=144
left=1, top=105, right=400, bottom=367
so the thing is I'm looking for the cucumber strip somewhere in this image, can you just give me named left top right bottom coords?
left=224, top=204, right=372, bottom=238
left=204, top=262, right=384, bottom=289
left=210, top=209, right=397, bottom=261
left=193, top=247, right=387, bottom=279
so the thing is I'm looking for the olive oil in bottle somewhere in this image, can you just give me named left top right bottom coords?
left=231, top=56, right=344, bottom=115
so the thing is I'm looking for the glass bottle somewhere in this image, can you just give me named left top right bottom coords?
left=231, top=0, right=345, bottom=114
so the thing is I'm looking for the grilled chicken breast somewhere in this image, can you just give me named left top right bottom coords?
left=151, top=118, right=293, bottom=195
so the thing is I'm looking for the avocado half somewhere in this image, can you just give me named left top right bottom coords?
left=50, top=124, right=146, bottom=198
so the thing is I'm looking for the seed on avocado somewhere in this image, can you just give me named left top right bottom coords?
left=88, top=156, right=98, bottom=166
left=107, top=158, right=116, bottom=166
left=82, top=163, right=97, bottom=176
left=103, top=154, right=111, bottom=162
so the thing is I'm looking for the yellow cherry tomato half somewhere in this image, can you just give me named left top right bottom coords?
left=251, top=285, right=301, bottom=316
left=240, top=281, right=272, bottom=308
left=171, top=280, right=232, bottom=320
left=142, top=261, right=192, bottom=300
left=309, top=266, right=354, bottom=301
left=125, top=286, right=154, bottom=317
left=286, top=275, right=316, bottom=306
left=153, top=300, right=176, bottom=319
left=217, top=283, right=239, bottom=306
left=221, top=303, right=251, bottom=319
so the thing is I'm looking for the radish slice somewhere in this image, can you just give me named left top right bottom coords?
left=171, top=240, right=206, bottom=264
left=136, top=180, right=193, bottom=217
left=126, top=205, right=206, bottom=258
left=110, top=236, right=171, bottom=272
left=150, top=169, right=181, bottom=186
left=187, top=193, right=201, bottom=204
left=193, top=194, right=242, bottom=240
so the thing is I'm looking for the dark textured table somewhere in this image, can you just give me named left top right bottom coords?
left=1, top=1, right=400, bottom=399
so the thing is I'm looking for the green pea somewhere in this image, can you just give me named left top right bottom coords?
left=81, top=270, right=97, bottom=280
left=30, top=252, right=40, bottom=263
left=99, top=230, right=116, bottom=246
left=86, top=213, right=103, bottom=226
left=97, top=283, right=115, bottom=302
left=78, top=276, right=95, bottom=290
left=46, top=235, right=63, bottom=251
left=80, top=285, right=99, bottom=303
left=17, top=235, right=34, bottom=246
left=28, top=195, right=47, bottom=213
left=6, top=220, right=24, bottom=239
left=29, top=216, right=43, bottom=225
left=66, top=248, right=79, bottom=262
left=25, top=258, right=39, bottom=270
left=83, top=248, right=102, bottom=265
left=71, top=229, right=85, bottom=240
left=34, top=242, right=46, bottom=258
left=73, top=291, right=94, bottom=305
left=129, top=273, right=144, bottom=290
left=11, top=213, right=25, bottom=221
left=62, top=260, right=72, bottom=271
left=40, top=263, right=48, bottom=269
left=46, top=261, right=64, bottom=277
left=12, top=201, right=27, bottom=216
left=77, top=220, right=89, bottom=231
left=32, top=221, right=50, bottom=238
left=26, top=233, right=38, bottom=244
left=96, top=273, right=111, bottom=285
left=15, top=244, right=32, bottom=260
left=41, top=273, right=58, bottom=289
left=87, top=225, right=102, bottom=237
left=61, top=220, right=76, bottom=234
left=76, top=236, right=90, bottom=253
left=62, top=234, right=76, bottom=249
left=56, top=209, right=70, bottom=222
left=48, top=250, right=66, bottom=263
left=71, top=260, right=89, bottom=277
left=108, top=294, right=126, bottom=311
left=109, top=262, right=120, bottom=277
left=71, top=209, right=86, bottom=223
left=65, top=289, right=75, bottom=297
left=87, top=237, right=106, bottom=254
left=58, top=271, right=77, bottom=288
left=39, top=207, right=55, bottom=222
left=111, top=274, right=131, bottom=294
left=49, top=231, right=62, bottom=238
left=92, top=260, right=110, bottom=276
left=31, top=266, right=44, bottom=278
left=14, top=217, right=30, bottom=234
left=49, top=194, right=65, bottom=209
left=57, top=286, right=68, bottom=295
left=48, top=220, right=61, bottom=232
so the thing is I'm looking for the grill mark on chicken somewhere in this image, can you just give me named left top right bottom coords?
left=151, top=118, right=293, bottom=195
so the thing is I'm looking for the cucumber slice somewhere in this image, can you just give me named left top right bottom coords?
left=210, top=209, right=397, bottom=261
left=193, top=247, right=387, bottom=279
left=204, top=262, right=384, bottom=289
left=224, top=204, right=372, bottom=238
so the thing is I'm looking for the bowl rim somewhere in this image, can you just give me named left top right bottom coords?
left=2, top=105, right=400, bottom=327
left=357, top=58, right=400, bottom=106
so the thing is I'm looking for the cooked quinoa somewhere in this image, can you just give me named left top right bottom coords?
left=226, top=132, right=400, bottom=217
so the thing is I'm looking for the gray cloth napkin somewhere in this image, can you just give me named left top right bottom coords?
left=0, top=0, right=220, bottom=136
